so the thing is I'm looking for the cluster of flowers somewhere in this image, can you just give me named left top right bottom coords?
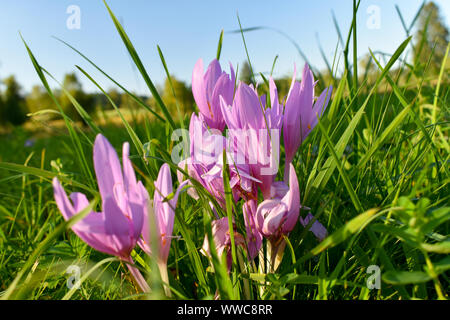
left=53, top=58, right=332, bottom=293
left=186, top=59, right=332, bottom=268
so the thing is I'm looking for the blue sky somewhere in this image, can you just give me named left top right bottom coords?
left=0, top=0, right=449, bottom=95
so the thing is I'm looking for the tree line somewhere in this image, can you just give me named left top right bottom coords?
left=0, top=71, right=197, bottom=128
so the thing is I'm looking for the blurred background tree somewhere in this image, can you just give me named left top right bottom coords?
left=59, top=72, right=95, bottom=122
left=161, top=76, right=194, bottom=118
left=0, top=82, right=3, bottom=126
left=25, top=85, right=55, bottom=119
left=274, top=78, right=292, bottom=101
left=1, top=75, right=28, bottom=126
left=239, top=61, right=253, bottom=85
left=414, top=1, right=449, bottom=75
left=119, top=91, right=140, bottom=110
left=107, top=88, right=122, bottom=109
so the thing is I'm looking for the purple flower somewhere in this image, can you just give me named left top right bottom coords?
left=300, top=212, right=328, bottom=241
left=139, top=163, right=187, bottom=265
left=53, top=134, right=149, bottom=291
left=53, top=134, right=147, bottom=259
left=220, top=79, right=283, bottom=198
left=202, top=150, right=261, bottom=201
left=201, top=217, right=245, bottom=270
left=242, top=198, right=263, bottom=260
left=192, top=58, right=235, bottom=131
left=255, top=163, right=300, bottom=240
left=283, top=64, right=333, bottom=166
left=177, top=113, right=228, bottom=205
left=24, top=139, right=35, bottom=148
left=178, top=113, right=259, bottom=207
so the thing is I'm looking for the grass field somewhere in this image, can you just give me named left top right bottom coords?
left=0, top=1, right=448, bottom=300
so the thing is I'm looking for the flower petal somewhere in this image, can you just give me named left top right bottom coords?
left=122, top=142, right=138, bottom=194
left=192, top=58, right=210, bottom=117
left=93, top=134, right=124, bottom=200
left=53, top=177, right=75, bottom=220
left=300, top=212, right=328, bottom=241
left=281, top=163, right=301, bottom=233
left=243, top=199, right=262, bottom=260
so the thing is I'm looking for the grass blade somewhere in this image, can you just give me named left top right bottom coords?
left=103, top=0, right=176, bottom=129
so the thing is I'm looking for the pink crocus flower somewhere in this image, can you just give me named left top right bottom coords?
left=192, top=58, right=235, bottom=131
left=255, top=163, right=300, bottom=240
left=178, top=113, right=259, bottom=207
left=283, top=64, right=333, bottom=168
left=242, top=198, right=263, bottom=261
left=201, top=217, right=245, bottom=270
left=201, top=151, right=261, bottom=203
left=220, top=79, right=283, bottom=199
left=254, top=163, right=328, bottom=243
left=138, top=163, right=187, bottom=265
left=179, top=113, right=227, bottom=202
left=53, top=134, right=149, bottom=292
left=138, top=163, right=187, bottom=296
left=254, top=163, right=300, bottom=271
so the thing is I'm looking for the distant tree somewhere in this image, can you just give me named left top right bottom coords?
left=161, top=76, right=194, bottom=118
left=274, top=78, right=292, bottom=102
left=257, top=76, right=291, bottom=103
left=59, top=72, right=94, bottom=121
left=0, top=84, right=4, bottom=126
left=25, top=85, right=55, bottom=116
left=239, top=61, right=253, bottom=85
left=1, top=75, right=27, bottom=125
left=146, top=96, right=157, bottom=115
left=120, top=92, right=140, bottom=110
left=107, top=88, right=122, bottom=109
left=414, top=1, right=449, bottom=74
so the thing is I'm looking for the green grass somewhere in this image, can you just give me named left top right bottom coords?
left=0, top=1, right=448, bottom=300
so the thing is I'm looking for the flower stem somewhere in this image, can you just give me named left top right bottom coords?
left=157, top=261, right=172, bottom=297
left=268, top=237, right=286, bottom=273
left=258, top=246, right=266, bottom=298
left=124, top=257, right=150, bottom=293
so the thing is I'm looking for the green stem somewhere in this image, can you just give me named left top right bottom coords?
left=423, top=251, right=446, bottom=300
left=237, top=250, right=251, bottom=300
left=283, top=235, right=297, bottom=298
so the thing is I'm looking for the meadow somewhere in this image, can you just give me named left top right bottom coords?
left=0, top=1, right=448, bottom=300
